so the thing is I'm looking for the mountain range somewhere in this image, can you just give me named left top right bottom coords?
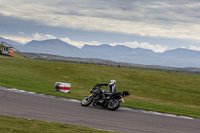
left=1, top=37, right=200, bottom=68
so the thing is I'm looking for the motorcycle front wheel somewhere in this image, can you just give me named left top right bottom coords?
left=81, top=96, right=93, bottom=106
left=107, top=99, right=120, bottom=111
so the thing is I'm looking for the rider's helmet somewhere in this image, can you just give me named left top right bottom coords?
left=109, top=80, right=116, bottom=85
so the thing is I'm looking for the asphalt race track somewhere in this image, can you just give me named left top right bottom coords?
left=0, top=87, right=200, bottom=133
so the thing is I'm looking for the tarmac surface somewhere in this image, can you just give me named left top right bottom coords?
left=0, top=87, right=200, bottom=133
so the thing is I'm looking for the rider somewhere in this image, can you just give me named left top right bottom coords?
left=97, top=80, right=117, bottom=99
left=97, top=79, right=117, bottom=92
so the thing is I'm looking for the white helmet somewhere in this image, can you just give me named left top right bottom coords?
left=110, top=80, right=116, bottom=85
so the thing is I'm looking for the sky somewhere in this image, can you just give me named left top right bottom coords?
left=0, top=0, right=200, bottom=53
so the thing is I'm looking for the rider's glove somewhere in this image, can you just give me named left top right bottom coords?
left=96, top=83, right=101, bottom=87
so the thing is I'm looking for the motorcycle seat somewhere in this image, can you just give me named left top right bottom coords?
left=105, top=92, right=113, bottom=95
left=105, top=92, right=121, bottom=95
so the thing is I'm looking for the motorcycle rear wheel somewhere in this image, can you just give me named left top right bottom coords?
left=81, top=96, right=93, bottom=106
left=107, top=99, right=120, bottom=111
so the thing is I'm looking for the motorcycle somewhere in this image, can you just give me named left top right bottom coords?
left=81, top=84, right=130, bottom=111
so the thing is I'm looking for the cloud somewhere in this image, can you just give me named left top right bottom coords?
left=0, top=0, right=200, bottom=41
left=60, top=37, right=168, bottom=53
left=109, top=41, right=168, bottom=53
left=1, top=33, right=57, bottom=44
left=32, top=33, right=56, bottom=41
left=60, top=37, right=102, bottom=48
left=189, top=45, right=200, bottom=51
left=1, top=35, right=30, bottom=44
left=19, top=32, right=24, bottom=35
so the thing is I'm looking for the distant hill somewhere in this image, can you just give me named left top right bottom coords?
left=81, top=44, right=200, bottom=68
left=162, top=48, right=200, bottom=59
left=159, top=48, right=200, bottom=67
left=1, top=36, right=200, bottom=68
left=16, top=39, right=82, bottom=57
left=0, top=37, right=23, bottom=46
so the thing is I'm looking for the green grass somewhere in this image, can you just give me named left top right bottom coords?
left=12, top=52, right=25, bottom=58
left=0, top=115, right=114, bottom=133
left=0, top=58, right=200, bottom=118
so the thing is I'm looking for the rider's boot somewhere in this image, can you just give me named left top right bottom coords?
left=92, top=100, right=97, bottom=106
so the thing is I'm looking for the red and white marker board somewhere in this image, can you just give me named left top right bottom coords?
left=55, top=82, right=71, bottom=93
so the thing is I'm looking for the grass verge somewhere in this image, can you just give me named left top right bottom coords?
left=0, top=115, right=114, bottom=133
left=0, top=58, right=200, bottom=118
